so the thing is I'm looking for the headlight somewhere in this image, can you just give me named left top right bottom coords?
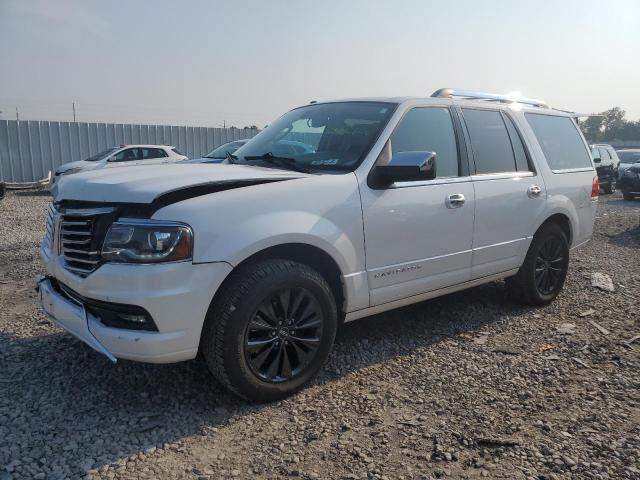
left=102, top=221, right=193, bottom=263
left=624, top=169, right=637, bottom=177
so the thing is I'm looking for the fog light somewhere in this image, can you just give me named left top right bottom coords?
left=118, top=313, right=147, bottom=324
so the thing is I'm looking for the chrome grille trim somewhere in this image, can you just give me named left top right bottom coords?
left=60, top=238, right=91, bottom=245
left=59, top=207, right=117, bottom=277
left=42, top=203, right=57, bottom=255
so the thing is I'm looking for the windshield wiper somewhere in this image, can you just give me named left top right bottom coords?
left=226, top=152, right=238, bottom=164
left=244, top=152, right=311, bottom=173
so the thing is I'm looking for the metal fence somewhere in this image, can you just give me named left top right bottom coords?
left=0, top=120, right=259, bottom=183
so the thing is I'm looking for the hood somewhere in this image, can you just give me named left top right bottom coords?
left=56, top=160, right=103, bottom=174
left=187, top=157, right=225, bottom=164
left=54, top=163, right=305, bottom=204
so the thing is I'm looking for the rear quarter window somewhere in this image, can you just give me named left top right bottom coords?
left=525, top=114, right=592, bottom=171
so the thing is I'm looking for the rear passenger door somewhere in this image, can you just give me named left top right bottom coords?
left=460, top=108, right=546, bottom=279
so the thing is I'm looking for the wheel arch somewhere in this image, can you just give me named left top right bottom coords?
left=210, top=242, right=347, bottom=322
left=536, top=212, right=573, bottom=246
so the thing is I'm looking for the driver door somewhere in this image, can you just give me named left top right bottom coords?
left=359, top=106, right=475, bottom=306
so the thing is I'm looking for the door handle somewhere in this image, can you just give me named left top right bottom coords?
left=446, top=193, right=465, bottom=209
left=527, top=185, right=542, bottom=198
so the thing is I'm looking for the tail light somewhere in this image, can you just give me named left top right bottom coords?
left=591, top=176, right=599, bottom=200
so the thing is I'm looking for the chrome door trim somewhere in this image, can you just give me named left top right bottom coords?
left=391, top=175, right=473, bottom=188
left=550, top=167, right=595, bottom=174
left=470, top=171, right=535, bottom=182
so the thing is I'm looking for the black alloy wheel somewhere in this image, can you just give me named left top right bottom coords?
left=201, top=259, right=337, bottom=401
left=244, top=288, right=323, bottom=383
left=534, top=236, right=566, bottom=295
left=506, top=223, right=569, bottom=306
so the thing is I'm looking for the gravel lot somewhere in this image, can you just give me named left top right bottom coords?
left=1, top=190, right=639, bottom=480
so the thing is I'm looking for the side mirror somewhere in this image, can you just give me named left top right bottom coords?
left=593, top=157, right=601, bottom=163
left=372, top=151, right=436, bottom=187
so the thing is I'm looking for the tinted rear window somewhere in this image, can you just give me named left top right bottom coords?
left=462, top=109, right=517, bottom=174
left=525, top=114, right=592, bottom=170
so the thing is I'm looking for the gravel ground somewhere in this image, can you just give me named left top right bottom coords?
left=0, top=190, right=639, bottom=480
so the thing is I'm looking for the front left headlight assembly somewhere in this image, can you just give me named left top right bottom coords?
left=102, top=221, right=193, bottom=263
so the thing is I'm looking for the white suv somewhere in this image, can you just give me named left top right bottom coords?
left=39, top=89, right=598, bottom=401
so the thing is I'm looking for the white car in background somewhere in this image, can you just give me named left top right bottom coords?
left=50, top=144, right=188, bottom=193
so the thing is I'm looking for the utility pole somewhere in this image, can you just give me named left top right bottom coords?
left=16, top=107, right=19, bottom=121
left=72, top=102, right=76, bottom=122
left=223, top=119, right=226, bottom=129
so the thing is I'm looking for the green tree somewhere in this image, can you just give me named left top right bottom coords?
left=579, top=116, right=604, bottom=142
left=602, top=107, right=626, bottom=140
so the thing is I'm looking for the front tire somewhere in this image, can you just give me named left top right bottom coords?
left=623, top=192, right=635, bottom=201
left=506, top=223, right=569, bottom=306
left=201, top=259, right=337, bottom=402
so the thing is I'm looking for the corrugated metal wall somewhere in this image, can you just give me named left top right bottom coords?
left=0, top=120, right=259, bottom=182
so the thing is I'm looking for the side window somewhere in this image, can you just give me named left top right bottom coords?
left=141, top=148, right=168, bottom=159
left=112, top=148, right=138, bottom=162
left=591, top=147, right=601, bottom=161
left=462, top=109, right=517, bottom=174
left=389, top=107, right=459, bottom=178
left=525, top=114, right=592, bottom=170
left=599, top=148, right=611, bottom=161
left=172, top=147, right=184, bottom=156
left=502, top=113, right=531, bottom=172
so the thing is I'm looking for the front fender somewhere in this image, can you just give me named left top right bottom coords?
left=200, top=210, right=361, bottom=275
left=152, top=174, right=366, bottom=275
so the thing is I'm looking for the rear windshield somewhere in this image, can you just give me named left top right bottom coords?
left=525, top=114, right=592, bottom=171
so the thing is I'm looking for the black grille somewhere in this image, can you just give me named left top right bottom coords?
left=58, top=208, right=117, bottom=277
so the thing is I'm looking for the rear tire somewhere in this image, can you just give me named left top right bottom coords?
left=603, top=177, right=616, bottom=194
left=201, top=259, right=337, bottom=402
left=506, top=223, right=569, bottom=306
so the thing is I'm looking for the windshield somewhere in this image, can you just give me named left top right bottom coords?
left=84, top=147, right=119, bottom=162
left=232, top=102, right=396, bottom=172
left=205, top=141, right=247, bottom=159
left=618, top=151, right=640, bottom=163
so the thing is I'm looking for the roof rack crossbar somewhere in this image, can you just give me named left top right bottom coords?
left=431, top=88, right=549, bottom=109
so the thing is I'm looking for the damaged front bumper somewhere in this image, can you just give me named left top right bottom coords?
left=37, top=276, right=117, bottom=363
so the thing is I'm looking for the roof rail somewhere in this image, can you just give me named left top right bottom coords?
left=431, top=88, right=549, bottom=109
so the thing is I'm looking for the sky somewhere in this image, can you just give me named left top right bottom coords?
left=1, top=0, right=639, bottom=127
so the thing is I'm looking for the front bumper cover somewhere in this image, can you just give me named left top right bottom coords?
left=38, top=277, right=117, bottom=362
